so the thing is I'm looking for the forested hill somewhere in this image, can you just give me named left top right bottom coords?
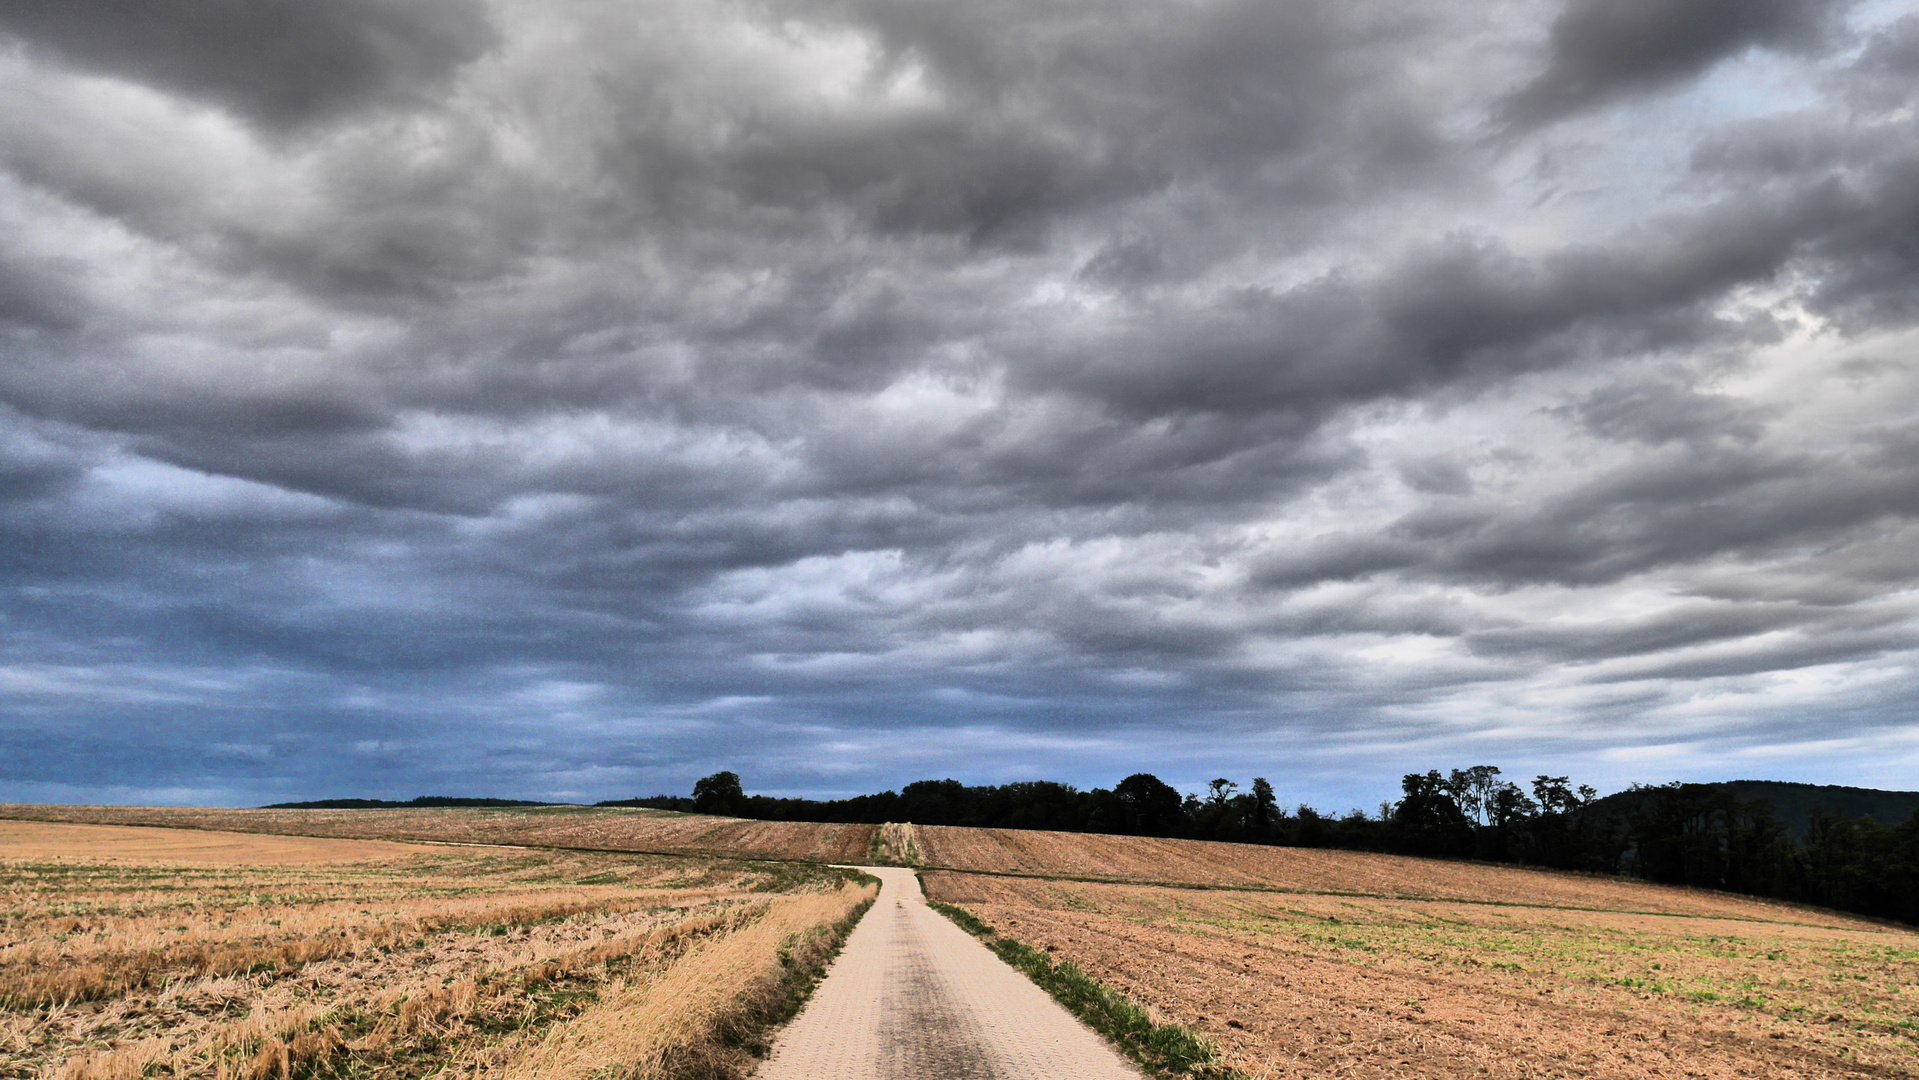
left=1710, top=781, right=1919, bottom=837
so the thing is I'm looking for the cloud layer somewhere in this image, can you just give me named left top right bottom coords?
left=2, top=0, right=1917, bottom=807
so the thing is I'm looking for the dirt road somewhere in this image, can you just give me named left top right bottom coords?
left=757, top=866, right=1140, bottom=1079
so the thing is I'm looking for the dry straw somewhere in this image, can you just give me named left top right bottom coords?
left=497, top=883, right=868, bottom=1080
left=9, top=822, right=870, bottom=1080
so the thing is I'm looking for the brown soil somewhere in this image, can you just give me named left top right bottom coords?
left=0, top=804, right=875, bottom=863
left=915, top=826, right=1863, bottom=924
left=923, top=871, right=1919, bottom=1079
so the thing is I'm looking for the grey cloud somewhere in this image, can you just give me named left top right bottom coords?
left=1076, top=240, right=1165, bottom=287
left=1387, top=420, right=1919, bottom=602
left=2, top=0, right=1918, bottom=806
left=1591, top=620, right=1918, bottom=681
left=1251, top=537, right=1421, bottom=589
left=1501, top=0, right=1851, bottom=126
left=1693, top=24, right=1918, bottom=180
left=0, top=0, right=496, bottom=130
left=1848, top=13, right=1919, bottom=109
left=1567, top=381, right=1774, bottom=445
left=1399, top=458, right=1475, bottom=496
left=1049, top=200, right=1810, bottom=420
left=787, top=0, right=1440, bottom=185
left=0, top=422, right=86, bottom=503
left=0, top=253, right=85, bottom=333
left=1689, top=117, right=1862, bottom=180
left=1805, top=155, right=1919, bottom=327
left=1681, top=56, right=1919, bottom=328
left=1230, top=416, right=1919, bottom=651
left=1464, top=601, right=1828, bottom=661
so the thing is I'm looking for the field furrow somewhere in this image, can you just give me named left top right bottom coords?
left=923, top=871, right=1919, bottom=1079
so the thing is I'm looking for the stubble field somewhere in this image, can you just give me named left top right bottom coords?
left=1, top=820, right=873, bottom=1080
left=0, top=804, right=876, bottom=864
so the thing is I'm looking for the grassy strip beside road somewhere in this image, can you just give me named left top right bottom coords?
left=925, top=894, right=1246, bottom=1080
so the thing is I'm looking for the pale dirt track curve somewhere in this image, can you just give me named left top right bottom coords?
left=757, top=866, right=1141, bottom=1080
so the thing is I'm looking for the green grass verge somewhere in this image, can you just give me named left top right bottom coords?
left=924, top=894, right=1248, bottom=1079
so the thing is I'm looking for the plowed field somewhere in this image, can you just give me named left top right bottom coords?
left=922, top=870, right=1919, bottom=1079
left=0, top=804, right=875, bottom=864
left=916, top=825, right=1841, bottom=922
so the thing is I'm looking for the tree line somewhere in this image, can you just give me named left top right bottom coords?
left=604, top=767, right=1919, bottom=925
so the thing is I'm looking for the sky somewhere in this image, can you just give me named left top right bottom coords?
left=2, top=0, right=1918, bottom=810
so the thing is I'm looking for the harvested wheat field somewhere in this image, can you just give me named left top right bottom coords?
left=0, top=820, right=443, bottom=865
left=0, top=820, right=875, bottom=1080
left=0, top=803, right=876, bottom=864
left=923, top=867, right=1919, bottom=1080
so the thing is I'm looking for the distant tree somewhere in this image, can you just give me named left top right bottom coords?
left=1082, top=786, right=1123, bottom=834
left=691, top=771, right=747, bottom=816
left=1488, top=782, right=1537, bottom=827
left=1529, top=775, right=1624, bottom=873
left=985, top=780, right=1084, bottom=830
left=1446, top=766, right=1503, bottom=826
left=1337, top=805, right=1389, bottom=851
left=1249, top=778, right=1278, bottom=839
left=1187, top=778, right=1245, bottom=841
left=1113, top=773, right=1185, bottom=836
left=898, top=779, right=970, bottom=825
left=1392, top=770, right=1474, bottom=857
left=1294, top=804, right=1328, bottom=847
left=1531, top=775, right=1580, bottom=815
left=597, top=794, right=693, bottom=811
left=1795, top=809, right=1919, bottom=923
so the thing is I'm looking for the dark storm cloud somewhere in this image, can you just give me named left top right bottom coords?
left=2, top=0, right=1918, bottom=806
left=1409, top=435, right=1919, bottom=587
left=1501, top=0, right=1853, bottom=125
left=0, top=0, right=1442, bottom=310
left=0, top=410, right=88, bottom=503
left=1463, top=600, right=1826, bottom=660
left=1567, top=381, right=1775, bottom=445
left=0, top=251, right=85, bottom=332
left=1850, top=12, right=1919, bottom=94
left=0, top=0, right=496, bottom=129
left=715, top=0, right=1447, bottom=239
left=1046, top=196, right=1813, bottom=420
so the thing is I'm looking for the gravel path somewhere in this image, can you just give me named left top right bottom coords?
left=757, top=866, right=1142, bottom=1079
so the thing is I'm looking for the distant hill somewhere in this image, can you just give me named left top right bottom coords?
left=1594, top=781, right=1919, bottom=838
left=1711, top=781, right=1919, bottom=837
left=260, top=796, right=561, bottom=809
